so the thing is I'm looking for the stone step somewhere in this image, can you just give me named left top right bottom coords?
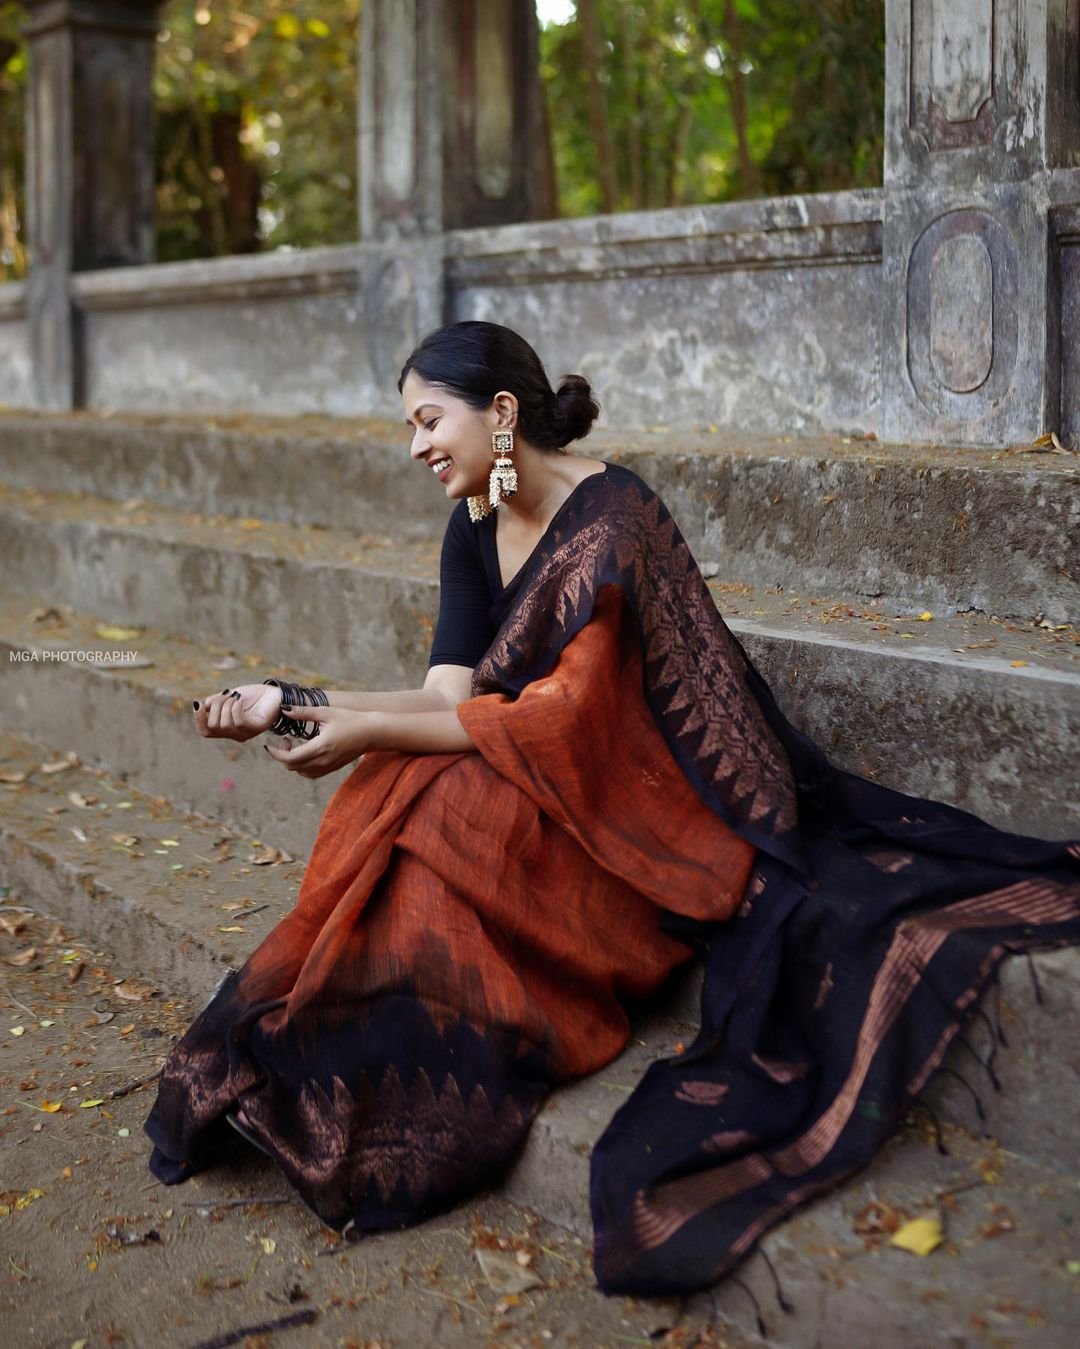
left=2, top=412, right=1078, bottom=622
left=1, top=727, right=1076, bottom=1349
left=0, top=482, right=440, bottom=691
left=2, top=534, right=1077, bottom=843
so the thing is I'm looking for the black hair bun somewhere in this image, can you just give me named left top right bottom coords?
left=552, top=374, right=600, bottom=446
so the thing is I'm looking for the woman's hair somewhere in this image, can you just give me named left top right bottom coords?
left=398, top=321, right=600, bottom=449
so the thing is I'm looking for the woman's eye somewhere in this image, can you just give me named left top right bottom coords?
left=424, top=419, right=439, bottom=432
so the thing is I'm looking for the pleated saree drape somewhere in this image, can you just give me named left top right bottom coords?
left=147, top=463, right=1080, bottom=1293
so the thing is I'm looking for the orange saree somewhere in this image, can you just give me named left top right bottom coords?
left=147, top=462, right=1080, bottom=1296
left=145, top=587, right=754, bottom=1230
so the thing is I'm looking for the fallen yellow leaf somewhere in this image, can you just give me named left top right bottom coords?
left=917, top=611, right=933, bottom=622
left=79, top=1099, right=106, bottom=1109
left=39, top=1100, right=64, bottom=1114
left=218, top=925, right=246, bottom=933
left=890, top=1215, right=943, bottom=1256
left=9, top=1025, right=25, bottom=1036
left=95, top=625, right=142, bottom=641
left=260, top=1237, right=276, bottom=1254
left=1011, top=660, right=1028, bottom=668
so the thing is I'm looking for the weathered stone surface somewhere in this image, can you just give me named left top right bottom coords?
left=0, top=305, right=32, bottom=406
left=4, top=413, right=1077, bottom=623
left=450, top=192, right=884, bottom=438
left=880, top=1, right=1080, bottom=445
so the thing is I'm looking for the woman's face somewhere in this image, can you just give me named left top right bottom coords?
left=402, top=371, right=511, bottom=502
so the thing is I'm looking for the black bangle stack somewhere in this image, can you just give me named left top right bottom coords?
left=262, top=678, right=328, bottom=740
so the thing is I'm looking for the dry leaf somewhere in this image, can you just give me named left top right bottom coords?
left=39, top=1100, right=63, bottom=1114
left=67, top=792, right=99, bottom=809
left=41, top=753, right=79, bottom=775
left=249, top=844, right=294, bottom=866
left=474, top=1248, right=544, bottom=1295
left=0, top=915, right=26, bottom=936
left=9, top=1026, right=25, bottom=1037
left=31, top=605, right=66, bottom=623
left=218, top=925, right=246, bottom=933
left=917, top=611, right=933, bottom=622
left=7, top=947, right=38, bottom=967
left=260, top=1237, right=277, bottom=1254
left=110, top=834, right=139, bottom=847
left=0, top=769, right=28, bottom=784
left=1011, top=660, right=1028, bottom=668
left=67, top=961, right=85, bottom=985
left=94, top=625, right=142, bottom=641
left=113, top=982, right=154, bottom=1003
left=890, top=1216, right=944, bottom=1256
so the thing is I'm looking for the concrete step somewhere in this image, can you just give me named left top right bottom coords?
left=2, top=548, right=1077, bottom=842
left=0, top=482, right=440, bottom=691
left=2, top=411, right=1078, bottom=622
left=2, top=727, right=1077, bottom=1349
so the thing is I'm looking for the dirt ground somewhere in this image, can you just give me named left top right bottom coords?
left=0, top=901, right=749, bottom=1349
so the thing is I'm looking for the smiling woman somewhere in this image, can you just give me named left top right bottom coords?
left=146, top=321, right=1080, bottom=1298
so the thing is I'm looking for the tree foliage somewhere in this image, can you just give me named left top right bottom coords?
left=0, top=0, right=883, bottom=282
left=541, top=0, right=885, bottom=217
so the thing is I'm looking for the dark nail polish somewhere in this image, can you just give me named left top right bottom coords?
left=280, top=704, right=292, bottom=713
left=222, top=687, right=230, bottom=694
left=192, top=700, right=200, bottom=710
left=232, top=691, right=240, bottom=699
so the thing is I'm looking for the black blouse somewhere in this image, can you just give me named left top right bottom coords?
left=427, top=500, right=503, bottom=669
left=427, top=462, right=615, bottom=670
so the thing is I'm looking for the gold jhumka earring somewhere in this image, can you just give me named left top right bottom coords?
left=468, top=428, right=518, bottom=522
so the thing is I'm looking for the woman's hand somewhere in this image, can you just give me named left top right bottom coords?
left=192, top=684, right=281, bottom=742
left=263, top=704, right=376, bottom=778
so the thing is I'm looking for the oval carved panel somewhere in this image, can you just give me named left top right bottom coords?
left=929, top=235, right=993, bottom=393
left=906, top=208, right=1018, bottom=420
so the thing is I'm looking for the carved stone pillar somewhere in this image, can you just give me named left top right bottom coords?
left=881, top=0, right=1080, bottom=445
left=359, top=0, right=550, bottom=240
left=24, top=0, right=162, bottom=410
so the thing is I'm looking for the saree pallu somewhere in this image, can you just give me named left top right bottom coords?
left=147, top=463, right=1080, bottom=1294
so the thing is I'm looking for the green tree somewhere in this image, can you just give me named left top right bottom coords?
left=0, top=1, right=26, bottom=281
left=539, top=0, right=884, bottom=217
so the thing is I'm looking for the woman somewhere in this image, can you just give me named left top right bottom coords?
left=146, top=321, right=1080, bottom=1297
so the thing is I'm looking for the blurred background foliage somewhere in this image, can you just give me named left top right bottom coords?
left=0, top=0, right=883, bottom=281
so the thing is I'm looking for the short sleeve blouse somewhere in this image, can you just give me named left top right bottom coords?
left=427, top=501, right=503, bottom=669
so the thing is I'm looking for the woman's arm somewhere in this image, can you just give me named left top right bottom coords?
left=193, top=665, right=474, bottom=741
left=325, top=664, right=474, bottom=714
left=264, top=691, right=477, bottom=777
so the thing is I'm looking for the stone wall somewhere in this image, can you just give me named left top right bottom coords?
left=0, top=285, right=32, bottom=407
left=10, top=190, right=885, bottom=432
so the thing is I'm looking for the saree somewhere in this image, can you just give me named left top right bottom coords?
left=146, top=463, right=1080, bottom=1295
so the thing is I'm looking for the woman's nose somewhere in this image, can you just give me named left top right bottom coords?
left=409, top=429, right=429, bottom=460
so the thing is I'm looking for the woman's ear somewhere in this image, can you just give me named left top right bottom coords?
left=491, top=390, right=519, bottom=428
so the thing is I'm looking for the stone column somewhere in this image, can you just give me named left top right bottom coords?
left=359, top=0, right=550, bottom=241
left=880, top=0, right=1080, bottom=446
left=24, top=0, right=163, bottom=410
left=358, top=0, right=550, bottom=391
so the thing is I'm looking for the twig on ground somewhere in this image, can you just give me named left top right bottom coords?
left=1, top=987, right=39, bottom=1021
left=189, top=1307, right=318, bottom=1349
left=180, top=1195, right=296, bottom=1209
left=106, top=1069, right=161, bottom=1100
